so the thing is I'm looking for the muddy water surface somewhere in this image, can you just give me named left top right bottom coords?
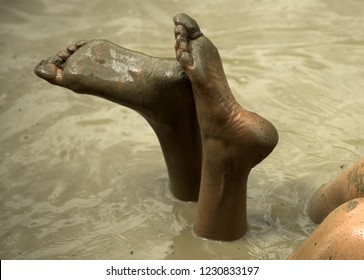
left=1, top=0, right=363, bottom=259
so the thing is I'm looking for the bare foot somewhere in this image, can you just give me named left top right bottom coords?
left=173, top=14, right=279, bottom=241
left=308, top=158, right=364, bottom=223
left=35, top=39, right=201, bottom=201
left=289, top=197, right=364, bottom=259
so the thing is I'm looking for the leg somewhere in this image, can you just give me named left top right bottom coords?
left=308, top=157, right=364, bottom=223
left=34, top=40, right=201, bottom=201
left=173, top=14, right=279, bottom=241
left=289, top=197, right=364, bottom=259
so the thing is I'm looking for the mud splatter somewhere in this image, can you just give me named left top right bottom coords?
left=347, top=200, right=359, bottom=212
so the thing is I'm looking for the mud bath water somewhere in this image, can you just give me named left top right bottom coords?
left=1, top=0, right=364, bottom=259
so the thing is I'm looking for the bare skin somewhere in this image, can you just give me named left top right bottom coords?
left=289, top=197, right=364, bottom=259
left=291, top=159, right=364, bottom=259
left=34, top=40, right=202, bottom=202
left=34, top=14, right=279, bottom=241
left=33, top=14, right=363, bottom=252
left=173, top=14, right=279, bottom=241
left=308, top=158, right=364, bottom=223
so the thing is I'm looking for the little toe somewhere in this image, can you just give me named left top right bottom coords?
left=58, top=40, right=89, bottom=61
left=173, top=13, right=203, bottom=40
left=75, top=40, right=89, bottom=47
left=67, top=39, right=89, bottom=53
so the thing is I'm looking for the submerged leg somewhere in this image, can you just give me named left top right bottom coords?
left=35, top=39, right=201, bottom=201
left=173, top=14, right=279, bottom=241
left=308, top=157, right=364, bottom=223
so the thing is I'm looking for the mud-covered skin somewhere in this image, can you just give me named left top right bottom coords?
left=173, top=13, right=279, bottom=241
left=35, top=40, right=202, bottom=201
left=34, top=14, right=279, bottom=241
left=289, top=197, right=364, bottom=260
left=309, top=158, right=364, bottom=223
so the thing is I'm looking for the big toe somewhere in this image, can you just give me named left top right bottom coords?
left=34, top=57, right=63, bottom=85
left=173, top=13, right=203, bottom=40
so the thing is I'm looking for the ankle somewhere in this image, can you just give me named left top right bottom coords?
left=194, top=170, right=249, bottom=241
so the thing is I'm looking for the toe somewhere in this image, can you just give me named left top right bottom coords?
left=45, top=55, right=63, bottom=65
left=66, top=44, right=77, bottom=53
left=67, top=40, right=89, bottom=52
left=174, top=25, right=190, bottom=59
left=57, top=50, right=70, bottom=61
left=75, top=40, right=89, bottom=47
left=174, top=24, right=188, bottom=38
left=174, top=25, right=193, bottom=67
left=179, top=52, right=194, bottom=67
left=34, top=60, right=63, bottom=85
left=173, top=13, right=203, bottom=40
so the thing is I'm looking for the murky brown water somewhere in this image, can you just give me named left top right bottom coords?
left=1, top=0, right=363, bottom=260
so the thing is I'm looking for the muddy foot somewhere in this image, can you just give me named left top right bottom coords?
left=35, top=39, right=201, bottom=201
left=174, top=13, right=279, bottom=241
left=35, top=39, right=187, bottom=110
